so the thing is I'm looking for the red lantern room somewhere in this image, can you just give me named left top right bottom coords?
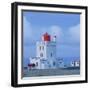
left=42, top=32, right=51, bottom=41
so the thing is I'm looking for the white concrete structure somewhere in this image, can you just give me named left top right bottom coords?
left=71, top=60, right=80, bottom=67
left=29, top=33, right=63, bottom=69
left=56, top=58, right=64, bottom=68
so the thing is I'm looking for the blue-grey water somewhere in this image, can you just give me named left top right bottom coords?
left=22, top=68, right=80, bottom=77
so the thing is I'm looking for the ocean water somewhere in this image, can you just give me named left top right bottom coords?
left=23, top=68, right=80, bottom=77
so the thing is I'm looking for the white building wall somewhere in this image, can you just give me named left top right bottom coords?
left=46, top=42, right=56, bottom=59
left=40, top=60, right=50, bottom=69
left=71, top=61, right=75, bottom=67
left=75, top=61, right=80, bottom=67
left=30, top=57, right=41, bottom=69
left=71, top=61, right=80, bottom=67
left=57, top=59, right=64, bottom=68
left=31, top=39, right=57, bottom=69
left=36, top=41, right=47, bottom=59
left=46, top=42, right=57, bottom=68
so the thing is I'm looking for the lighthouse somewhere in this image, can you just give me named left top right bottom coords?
left=29, top=32, right=58, bottom=69
left=36, top=33, right=57, bottom=68
left=37, top=33, right=56, bottom=59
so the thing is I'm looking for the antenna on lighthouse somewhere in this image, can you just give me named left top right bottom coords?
left=53, top=35, right=56, bottom=42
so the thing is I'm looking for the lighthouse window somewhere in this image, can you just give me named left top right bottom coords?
left=53, top=62, right=55, bottom=66
left=42, top=46, right=44, bottom=50
left=51, top=53, right=52, bottom=57
left=40, top=53, right=43, bottom=57
left=40, top=46, right=44, bottom=50
left=39, top=46, right=41, bottom=50
left=36, top=62, right=38, bottom=66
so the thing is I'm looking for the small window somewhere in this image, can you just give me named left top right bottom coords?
left=39, top=46, right=41, bottom=50
left=36, top=62, right=38, bottom=66
left=40, top=53, right=43, bottom=57
left=77, top=62, right=79, bottom=64
left=59, top=62, right=62, bottom=64
left=72, top=62, right=74, bottom=64
left=42, top=46, right=44, bottom=50
left=40, top=46, right=44, bottom=50
left=51, top=53, right=52, bottom=57
left=53, top=62, right=55, bottom=66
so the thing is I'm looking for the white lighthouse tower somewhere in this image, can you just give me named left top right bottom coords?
left=37, top=33, right=56, bottom=59
left=29, top=32, right=57, bottom=69
left=36, top=33, right=57, bottom=69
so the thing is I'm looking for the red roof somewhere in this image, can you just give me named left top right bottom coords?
left=43, top=32, right=51, bottom=41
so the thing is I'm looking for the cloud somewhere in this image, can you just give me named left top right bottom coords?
left=49, top=25, right=64, bottom=43
left=39, top=25, right=64, bottom=43
left=23, top=16, right=37, bottom=44
left=23, top=19, right=80, bottom=58
left=23, top=16, right=80, bottom=46
left=68, top=24, right=80, bottom=43
left=23, top=16, right=33, bottom=39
